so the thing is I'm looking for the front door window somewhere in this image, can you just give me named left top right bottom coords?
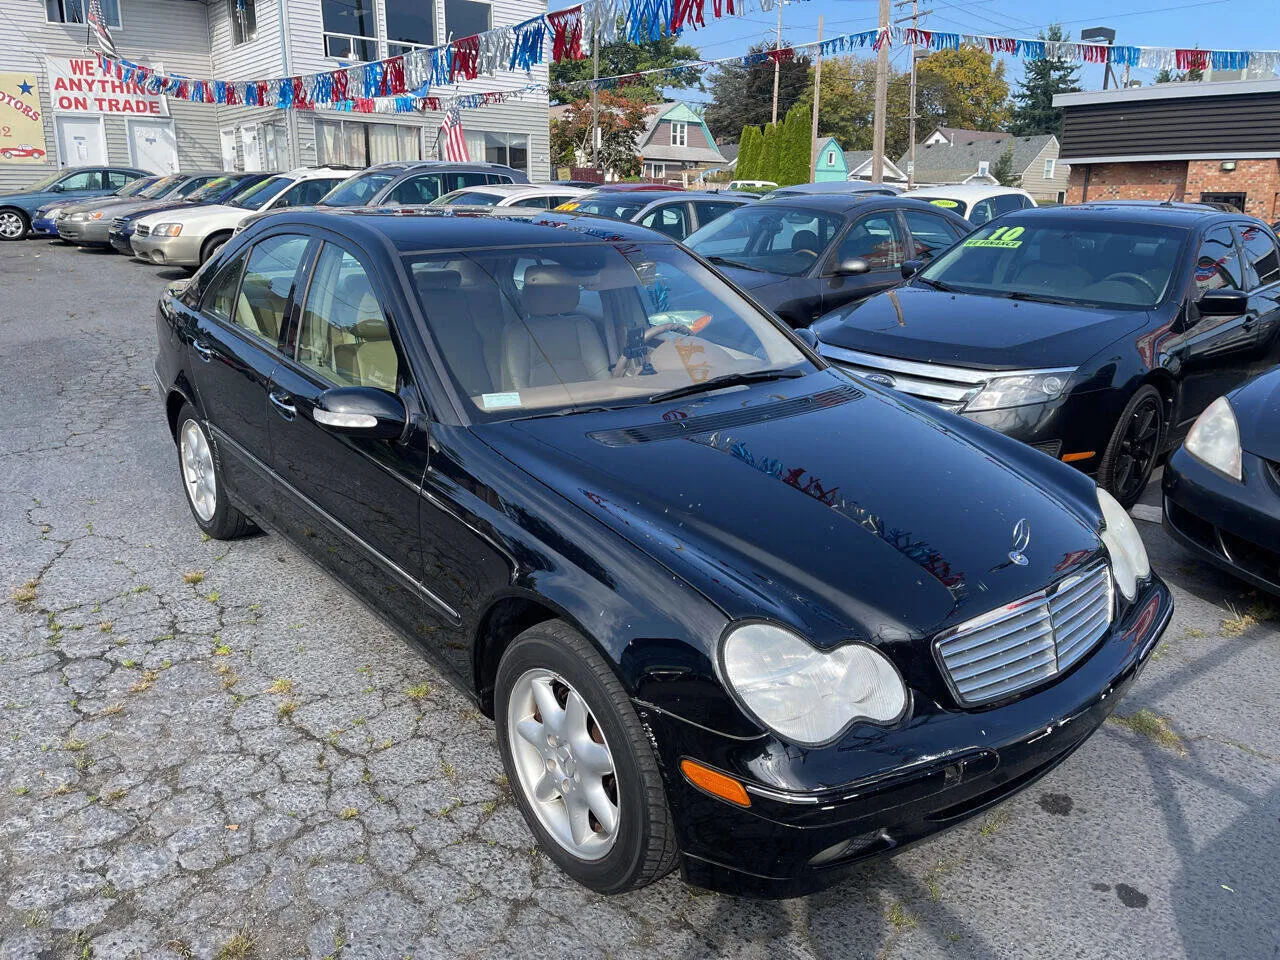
left=297, top=244, right=399, bottom=391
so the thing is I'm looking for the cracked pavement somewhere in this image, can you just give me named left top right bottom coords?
left=2, top=242, right=1279, bottom=960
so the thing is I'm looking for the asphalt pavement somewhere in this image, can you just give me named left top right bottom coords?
left=1, top=241, right=1278, bottom=960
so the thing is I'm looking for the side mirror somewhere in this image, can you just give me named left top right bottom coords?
left=1196, top=288, right=1248, bottom=317
left=833, top=257, right=871, bottom=277
left=48, top=183, right=64, bottom=193
left=313, top=387, right=407, bottom=439
left=793, top=328, right=819, bottom=349
left=901, top=259, right=924, bottom=279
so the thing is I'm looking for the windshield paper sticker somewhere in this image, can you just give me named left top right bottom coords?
left=928, top=199, right=960, bottom=208
left=963, top=225, right=1025, bottom=249
left=481, top=392, right=522, bottom=410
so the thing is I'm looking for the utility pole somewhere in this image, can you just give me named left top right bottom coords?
left=895, top=0, right=931, bottom=189
left=771, top=1, right=784, bottom=125
left=870, top=0, right=890, bottom=183
left=809, top=15, right=823, bottom=181
left=590, top=4, right=600, bottom=176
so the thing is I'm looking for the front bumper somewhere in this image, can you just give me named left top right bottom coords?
left=642, top=575, right=1172, bottom=897
left=1163, top=446, right=1280, bottom=596
left=131, top=233, right=202, bottom=266
left=30, top=215, right=58, bottom=237
left=108, top=227, right=134, bottom=255
left=56, top=218, right=112, bottom=245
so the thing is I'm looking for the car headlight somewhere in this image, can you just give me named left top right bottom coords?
left=1097, top=487, right=1150, bottom=601
left=720, top=622, right=907, bottom=746
left=1184, top=395, right=1241, bottom=481
left=965, top=369, right=1074, bottom=412
left=69, top=211, right=103, bottom=221
left=151, top=223, right=183, bottom=237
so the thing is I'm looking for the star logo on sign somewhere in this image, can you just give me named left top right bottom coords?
left=18, top=80, right=34, bottom=96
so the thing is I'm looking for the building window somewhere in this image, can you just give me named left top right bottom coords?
left=387, top=0, right=436, bottom=56
left=482, top=132, right=528, bottom=174
left=977, top=160, right=990, bottom=177
left=826, top=150, right=835, bottom=166
left=444, top=0, right=491, bottom=41
left=322, top=0, right=377, bottom=60
left=1043, top=158, right=1055, bottom=179
left=670, top=122, right=688, bottom=148
left=317, top=119, right=423, bottom=167
left=228, top=0, right=257, bottom=44
left=46, top=0, right=121, bottom=28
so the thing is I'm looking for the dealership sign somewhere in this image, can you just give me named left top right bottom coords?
left=0, top=72, right=46, bottom=163
left=45, top=57, right=168, bottom=117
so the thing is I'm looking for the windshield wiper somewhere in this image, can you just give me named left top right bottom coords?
left=517, top=404, right=622, bottom=420
left=704, top=255, right=762, bottom=272
left=647, top=368, right=805, bottom=404
left=915, top=276, right=955, bottom=293
left=1000, top=290, right=1080, bottom=306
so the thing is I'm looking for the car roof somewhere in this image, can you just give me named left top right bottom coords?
left=582, top=190, right=687, bottom=203
left=754, top=193, right=923, bottom=213
left=1003, top=201, right=1248, bottom=227
left=905, top=184, right=1031, bottom=200
left=247, top=208, right=675, bottom=252
left=451, top=183, right=571, bottom=195
left=368, top=160, right=521, bottom=174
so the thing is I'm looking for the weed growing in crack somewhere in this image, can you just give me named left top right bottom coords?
left=1111, top=708, right=1186, bottom=753
left=12, top=581, right=39, bottom=606
left=129, top=671, right=159, bottom=694
left=1222, top=600, right=1279, bottom=638
left=215, top=931, right=255, bottom=960
left=183, top=571, right=205, bottom=585
left=886, top=901, right=917, bottom=930
left=979, top=809, right=1011, bottom=837
left=278, top=700, right=298, bottom=718
left=265, top=678, right=294, bottom=695
left=206, top=591, right=221, bottom=603
left=406, top=683, right=431, bottom=701
left=339, top=807, right=359, bottom=820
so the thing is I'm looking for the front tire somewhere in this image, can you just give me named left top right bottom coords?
left=199, top=232, right=230, bottom=265
left=1097, top=384, right=1164, bottom=509
left=174, top=403, right=254, bottom=540
left=495, top=621, right=678, bottom=894
left=0, top=208, right=29, bottom=241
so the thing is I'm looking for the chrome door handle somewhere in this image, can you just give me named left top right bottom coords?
left=192, top=340, right=213, bottom=362
left=268, top=391, right=297, bottom=420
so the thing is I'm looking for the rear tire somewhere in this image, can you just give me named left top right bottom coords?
left=1097, top=384, right=1164, bottom=509
left=174, top=403, right=254, bottom=540
left=0, top=208, right=29, bottom=241
left=495, top=620, right=678, bottom=894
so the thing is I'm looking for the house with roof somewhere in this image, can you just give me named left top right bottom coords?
left=638, top=102, right=726, bottom=182
left=844, top=150, right=908, bottom=183
left=902, top=132, right=1069, bottom=202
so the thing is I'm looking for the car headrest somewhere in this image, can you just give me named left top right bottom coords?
left=522, top=265, right=581, bottom=316
left=352, top=294, right=389, bottom=339
left=415, top=269, right=462, bottom=292
left=791, top=229, right=820, bottom=254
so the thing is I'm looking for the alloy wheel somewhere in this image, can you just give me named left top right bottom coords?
left=0, top=211, right=25, bottom=239
left=1113, top=395, right=1161, bottom=504
left=506, top=667, right=620, bottom=861
left=179, top=419, right=217, bottom=522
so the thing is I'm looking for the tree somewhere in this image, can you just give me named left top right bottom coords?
left=916, top=47, right=1010, bottom=132
left=990, top=144, right=1020, bottom=186
left=1008, top=24, right=1081, bottom=135
left=1155, top=66, right=1204, bottom=83
left=703, top=44, right=813, bottom=141
left=779, top=103, right=811, bottom=185
left=550, top=24, right=702, bottom=105
left=1154, top=67, right=1176, bottom=83
left=760, top=121, right=782, bottom=183
left=797, top=57, right=912, bottom=159
left=549, top=92, right=648, bottom=178
left=736, top=125, right=763, bottom=180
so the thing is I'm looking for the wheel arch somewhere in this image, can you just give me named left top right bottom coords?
left=164, top=379, right=203, bottom=440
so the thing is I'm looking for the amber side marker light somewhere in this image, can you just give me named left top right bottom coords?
left=1062, top=451, right=1096, bottom=463
left=680, top=759, right=751, bottom=807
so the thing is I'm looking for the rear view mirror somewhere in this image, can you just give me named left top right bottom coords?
left=833, top=257, right=871, bottom=277
left=901, top=259, right=924, bottom=279
left=313, top=387, right=406, bottom=439
left=1197, top=288, right=1248, bottom=317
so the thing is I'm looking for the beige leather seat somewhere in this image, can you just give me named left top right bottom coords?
left=502, top=266, right=610, bottom=390
left=413, top=268, right=500, bottom=396
left=334, top=293, right=398, bottom=390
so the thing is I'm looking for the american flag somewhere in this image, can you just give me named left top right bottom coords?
left=87, top=0, right=117, bottom=57
left=440, top=103, right=469, bottom=162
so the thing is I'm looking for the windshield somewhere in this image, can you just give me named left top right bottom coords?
left=136, top=175, right=181, bottom=198
left=919, top=197, right=968, bottom=216
left=183, top=177, right=235, bottom=201
left=685, top=204, right=844, bottom=276
left=28, top=172, right=64, bottom=191
left=561, top=197, right=646, bottom=220
left=233, top=176, right=293, bottom=210
left=321, top=172, right=394, bottom=207
left=116, top=177, right=157, bottom=197
left=401, top=241, right=808, bottom=418
left=430, top=189, right=501, bottom=206
left=918, top=219, right=1188, bottom=308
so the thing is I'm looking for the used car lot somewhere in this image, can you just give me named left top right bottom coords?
left=2, top=241, right=1279, bottom=957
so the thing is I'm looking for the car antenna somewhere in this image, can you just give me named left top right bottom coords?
left=1161, top=188, right=1177, bottom=207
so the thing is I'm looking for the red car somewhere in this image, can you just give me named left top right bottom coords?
left=1, top=145, right=46, bottom=160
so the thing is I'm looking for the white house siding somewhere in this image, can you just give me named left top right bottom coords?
left=0, top=0, right=222, bottom=192
left=1019, top=137, right=1070, bottom=203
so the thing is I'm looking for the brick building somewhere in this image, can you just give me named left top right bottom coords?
left=1055, top=80, right=1280, bottom=221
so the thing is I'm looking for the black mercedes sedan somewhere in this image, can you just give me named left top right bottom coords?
left=1163, top=366, right=1280, bottom=595
left=684, top=194, right=972, bottom=327
left=154, top=209, right=1171, bottom=898
left=813, top=203, right=1280, bottom=507
left=555, top=189, right=750, bottom=241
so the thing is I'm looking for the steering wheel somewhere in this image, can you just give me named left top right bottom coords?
left=793, top=247, right=819, bottom=260
left=644, top=322, right=688, bottom=342
left=1101, top=272, right=1157, bottom=298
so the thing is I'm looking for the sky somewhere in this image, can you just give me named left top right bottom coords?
left=550, top=0, right=1279, bottom=100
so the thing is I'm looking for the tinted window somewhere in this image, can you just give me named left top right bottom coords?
left=693, top=200, right=741, bottom=227
left=1239, top=223, right=1280, bottom=287
left=992, top=194, right=1027, bottom=216
left=921, top=219, right=1187, bottom=309
left=107, top=171, right=136, bottom=189
left=834, top=213, right=905, bottom=270
left=969, top=198, right=997, bottom=225
left=201, top=251, right=248, bottom=323
left=275, top=178, right=342, bottom=208
left=1194, top=227, right=1243, bottom=294
left=234, top=176, right=296, bottom=211
left=385, top=173, right=443, bottom=205
left=903, top=209, right=963, bottom=260
left=138, top=175, right=182, bottom=198
left=444, top=171, right=491, bottom=193
left=431, top=189, right=501, bottom=206
left=567, top=197, right=646, bottom=220
left=184, top=176, right=235, bottom=200
left=298, top=245, right=398, bottom=390
left=510, top=195, right=551, bottom=209
left=686, top=205, right=843, bottom=276
left=232, top=235, right=310, bottom=344
left=323, top=172, right=396, bottom=206
left=59, top=171, right=103, bottom=190
left=638, top=203, right=689, bottom=240
left=920, top=197, right=968, bottom=217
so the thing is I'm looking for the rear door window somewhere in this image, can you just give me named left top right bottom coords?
left=1193, top=226, right=1244, bottom=294
left=386, top=174, right=444, bottom=204
left=902, top=209, right=965, bottom=260
left=693, top=200, right=741, bottom=228
left=832, top=213, right=905, bottom=271
left=200, top=251, right=249, bottom=323
left=232, top=235, right=312, bottom=345
left=969, top=198, right=997, bottom=225
left=638, top=203, right=690, bottom=240
left=1238, top=223, right=1280, bottom=288
left=992, top=194, right=1027, bottom=217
